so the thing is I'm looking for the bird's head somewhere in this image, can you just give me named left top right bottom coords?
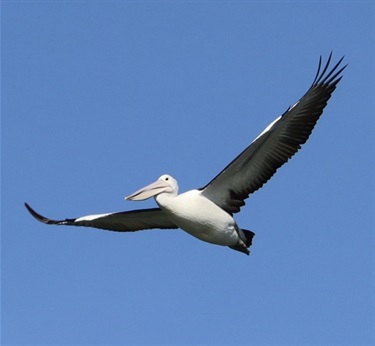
left=125, top=174, right=178, bottom=201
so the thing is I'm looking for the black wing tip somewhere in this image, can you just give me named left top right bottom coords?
left=24, top=202, right=64, bottom=225
left=313, top=52, right=347, bottom=87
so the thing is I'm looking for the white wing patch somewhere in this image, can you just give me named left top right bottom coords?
left=252, top=115, right=282, bottom=143
left=75, top=213, right=112, bottom=222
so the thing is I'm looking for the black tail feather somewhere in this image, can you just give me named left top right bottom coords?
left=229, top=229, right=255, bottom=255
left=242, top=229, right=255, bottom=247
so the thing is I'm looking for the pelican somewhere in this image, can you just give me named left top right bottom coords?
left=25, top=54, right=346, bottom=255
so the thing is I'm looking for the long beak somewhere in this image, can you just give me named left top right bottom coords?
left=125, top=179, right=171, bottom=201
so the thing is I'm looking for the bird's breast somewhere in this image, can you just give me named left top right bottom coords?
left=156, top=190, right=239, bottom=246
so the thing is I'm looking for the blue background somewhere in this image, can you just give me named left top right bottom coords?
left=2, top=1, right=374, bottom=345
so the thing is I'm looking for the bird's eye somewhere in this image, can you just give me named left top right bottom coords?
left=165, top=177, right=169, bottom=181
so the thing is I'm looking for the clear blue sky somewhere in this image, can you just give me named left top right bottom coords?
left=2, top=1, right=374, bottom=345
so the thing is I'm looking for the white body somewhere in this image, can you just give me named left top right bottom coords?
left=156, top=189, right=240, bottom=246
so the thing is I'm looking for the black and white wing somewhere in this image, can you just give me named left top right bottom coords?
left=200, top=54, right=347, bottom=214
left=25, top=203, right=178, bottom=232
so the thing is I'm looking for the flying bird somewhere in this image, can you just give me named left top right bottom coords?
left=25, top=54, right=346, bottom=255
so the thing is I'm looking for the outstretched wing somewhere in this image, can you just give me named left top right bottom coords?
left=200, top=54, right=347, bottom=214
left=25, top=203, right=178, bottom=232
